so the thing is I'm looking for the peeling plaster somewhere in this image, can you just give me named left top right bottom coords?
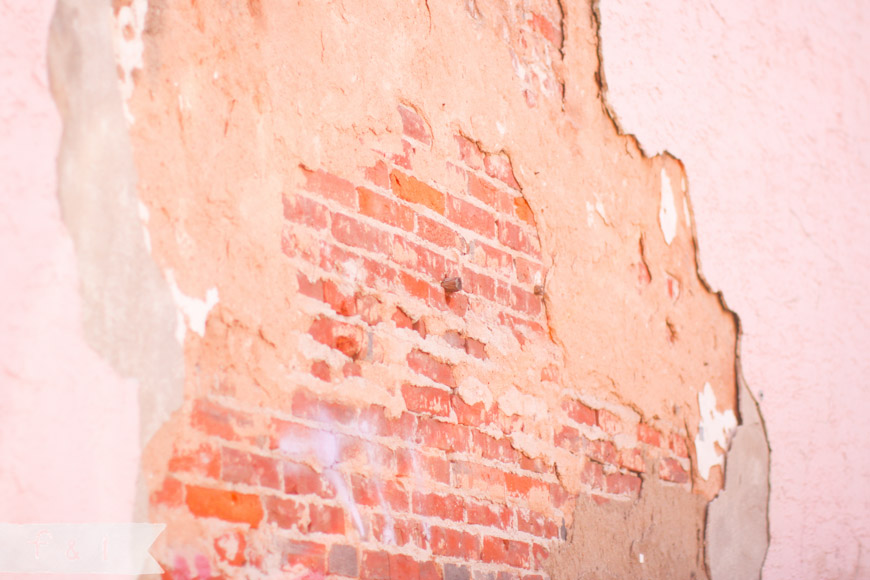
left=165, top=270, right=219, bottom=342
left=659, top=167, right=677, bottom=245
left=695, top=382, right=737, bottom=480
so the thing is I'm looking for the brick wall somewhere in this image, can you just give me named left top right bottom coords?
left=149, top=103, right=693, bottom=579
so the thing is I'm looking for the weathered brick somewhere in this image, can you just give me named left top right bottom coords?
left=452, top=462, right=507, bottom=501
left=617, top=447, right=645, bottom=473
left=297, top=272, right=324, bottom=300
left=264, top=495, right=305, bottom=530
left=407, top=348, right=455, bottom=388
left=151, top=476, right=183, bottom=507
left=358, top=406, right=417, bottom=440
left=402, top=383, right=452, bottom=417
left=510, top=285, right=542, bottom=316
left=430, top=525, right=480, bottom=559
left=328, top=544, right=359, bottom=577
left=465, top=337, right=487, bottom=360
left=168, top=442, right=221, bottom=479
left=400, top=271, right=433, bottom=302
left=452, top=396, right=495, bottom=427
left=477, top=242, right=514, bottom=276
left=292, top=389, right=357, bottom=424
left=412, top=491, right=465, bottom=521
left=637, top=423, right=661, bottom=447
left=191, top=399, right=239, bottom=441
left=332, top=213, right=393, bottom=254
left=416, top=214, right=464, bottom=249
left=659, top=457, right=690, bottom=484
left=669, top=433, right=690, bottom=458
left=562, top=399, right=596, bottom=427
left=390, top=170, right=445, bottom=214
left=309, top=503, right=346, bottom=534
left=351, top=474, right=410, bottom=512
left=596, top=409, right=622, bottom=435
left=311, top=360, right=331, bottom=381
left=580, top=460, right=605, bottom=491
left=514, top=256, right=542, bottom=285
left=481, top=536, right=530, bottom=569
left=364, top=160, right=390, bottom=189
left=308, top=316, right=365, bottom=359
left=498, top=219, right=539, bottom=257
left=455, top=134, right=485, bottom=170
left=283, top=540, right=326, bottom=573
left=185, top=485, right=263, bottom=527
left=585, top=438, right=617, bottom=466
left=467, top=501, right=512, bottom=530
left=393, top=237, right=448, bottom=280
left=396, top=448, right=451, bottom=484
left=461, top=268, right=496, bottom=301
left=284, top=461, right=336, bottom=498
left=468, top=173, right=513, bottom=213
left=505, top=472, right=549, bottom=502
left=554, top=425, right=582, bottom=454
left=214, top=529, right=247, bottom=566
left=606, top=471, right=642, bottom=496
left=529, top=12, right=562, bottom=47
left=517, top=509, right=559, bottom=538
left=361, top=550, right=390, bottom=580
left=359, top=186, right=415, bottom=231
left=446, top=195, right=496, bottom=238
left=513, top=196, right=536, bottom=226
left=283, top=194, right=331, bottom=229
left=301, top=167, right=357, bottom=208
left=417, top=416, right=470, bottom=453
left=392, top=139, right=415, bottom=170
left=484, top=153, right=521, bottom=190
left=398, top=104, right=432, bottom=146
left=221, top=447, right=281, bottom=490
left=322, top=279, right=357, bottom=316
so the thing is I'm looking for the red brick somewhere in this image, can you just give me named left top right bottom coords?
left=529, top=12, right=562, bottom=47
left=659, top=458, right=690, bottom=484
left=471, top=431, right=518, bottom=464
left=359, top=186, right=415, bottom=231
left=214, top=529, right=247, bottom=566
left=396, top=449, right=451, bottom=484
left=412, top=491, right=465, bottom=521
left=332, top=213, right=392, bottom=254
left=311, top=360, right=331, bottom=381
left=606, top=472, right=642, bottom=496
left=393, top=237, right=447, bottom=280
left=416, top=214, right=463, bottom=249
left=562, top=399, right=596, bottom=427
left=351, top=475, right=409, bottom=512
left=669, top=433, right=689, bottom=458
left=446, top=195, right=496, bottom=237
left=328, top=544, right=359, bottom=577
left=364, top=160, right=390, bottom=188
left=467, top=501, right=512, bottom=530
left=390, top=171, right=445, bottom=214
left=358, top=406, right=417, bottom=440
left=283, top=194, right=330, bottom=229
left=309, top=503, right=346, bottom=534
left=585, top=438, right=617, bottom=465
left=392, top=140, right=415, bottom=170
left=481, top=536, right=530, bottom=569
left=468, top=173, right=513, bottom=213
left=510, top=285, right=542, bottom=316
left=221, top=447, right=281, bottom=490
left=461, top=268, right=496, bottom=301
left=297, top=273, right=324, bottom=300
left=389, top=306, right=413, bottom=329
left=389, top=553, right=421, bottom=580
left=417, top=417, right=470, bottom=453
left=322, top=279, right=357, bottom=316
left=407, top=349, right=455, bottom=388
left=498, top=219, right=539, bottom=257
left=308, top=316, right=364, bottom=359
left=151, top=476, right=183, bottom=507
left=191, top=399, right=240, bottom=441
left=361, top=550, right=390, bottom=580
left=513, top=197, right=536, bottom=226
left=455, top=134, right=484, bottom=170
left=580, top=461, right=605, bottom=491
left=430, top=526, right=480, bottom=559
left=484, top=153, right=521, bottom=190
left=301, top=167, right=356, bottom=208
left=637, top=423, right=661, bottom=447
left=478, top=241, right=514, bottom=276
left=451, top=396, right=494, bottom=427
left=398, top=104, right=432, bottom=146
left=264, top=495, right=305, bottom=530
left=371, top=515, right=425, bottom=548
left=185, top=485, right=263, bottom=527
left=464, top=337, right=487, bottom=360
left=505, top=472, right=548, bottom=502
left=168, top=442, right=221, bottom=479
left=554, top=425, right=582, bottom=454
left=514, top=257, right=542, bottom=285
left=292, top=389, right=358, bottom=424
left=531, top=542, right=550, bottom=569
left=517, top=510, right=559, bottom=539
left=400, top=271, right=432, bottom=302
left=284, top=461, right=336, bottom=498
left=452, top=462, right=507, bottom=498
left=283, top=540, right=326, bottom=572
left=402, top=383, right=452, bottom=417
left=617, top=447, right=645, bottom=473
left=596, top=409, right=622, bottom=435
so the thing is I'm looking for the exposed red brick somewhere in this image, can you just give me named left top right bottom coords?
left=396, top=448, right=451, bottom=484
left=510, top=285, right=542, bottom=316
left=391, top=306, right=414, bottom=329
left=513, top=196, right=536, bottom=226
left=351, top=475, right=410, bottom=512
left=505, top=472, right=549, bottom=502
left=455, top=134, right=485, bottom=170
left=606, top=471, right=642, bottom=496
left=364, top=160, right=390, bottom=189
left=514, top=256, right=542, bottom=285
left=461, top=268, right=496, bottom=301
left=390, top=171, right=445, bottom=214
left=191, top=399, right=241, bottom=441
left=417, top=416, right=470, bottom=453
left=416, top=214, right=464, bottom=250
left=446, top=195, right=496, bottom=237
left=412, top=491, right=465, bottom=521
left=659, top=457, right=690, bottom=484
left=322, top=279, right=357, bottom=316
left=617, top=447, right=646, bottom=473
left=361, top=550, right=390, bottom=580
left=481, top=536, right=530, bottom=569
left=301, top=167, right=357, bottom=208
left=484, top=153, right=521, bottom=190
left=308, top=316, right=365, bottom=359
left=498, top=219, right=539, bottom=257
left=151, top=476, right=183, bottom=507
left=371, top=515, right=426, bottom=548
left=292, top=389, right=358, bottom=424
left=585, top=438, right=617, bottom=465
left=185, top=485, right=263, bottom=527
left=296, top=273, right=324, bottom=300
left=168, top=442, right=221, bottom=479
left=554, top=425, right=581, bottom=454
left=393, top=237, right=448, bottom=280
left=283, top=540, right=326, bottom=573
left=332, top=213, right=393, bottom=254
left=529, top=12, right=562, bottom=47
left=400, top=271, right=432, bottom=302
left=596, top=409, right=622, bottom=435
left=221, top=447, right=281, bottom=490
left=328, top=544, right=359, bottom=577
left=452, top=461, right=507, bottom=498
left=467, top=501, right=512, bottom=530
left=637, top=423, right=661, bottom=447
left=517, top=509, right=559, bottom=538
left=471, top=431, right=518, bottom=464
left=451, top=396, right=495, bottom=427
left=464, top=337, right=487, bottom=360
left=562, top=399, right=596, bottom=427
left=468, top=173, right=513, bottom=213
left=358, top=406, right=417, bottom=440
left=309, top=503, right=346, bottom=534
left=358, top=186, right=415, bottom=231
left=284, top=461, right=336, bottom=498
left=430, top=525, right=480, bottom=559
left=264, top=495, right=305, bottom=530
left=283, top=194, right=331, bottom=229
left=402, top=383, right=452, bottom=417
left=392, top=140, right=415, bottom=170
left=406, top=348, right=455, bottom=388
left=398, top=104, right=432, bottom=146
left=311, top=360, right=331, bottom=381
left=669, top=433, right=690, bottom=458
left=478, top=241, right=514, bottom=276
left=580, top=460, right=605, bottom=491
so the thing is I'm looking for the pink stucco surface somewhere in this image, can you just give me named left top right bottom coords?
left=600, top=1, right=870, bottom=577
left=0, top=1, right=139, bottom=523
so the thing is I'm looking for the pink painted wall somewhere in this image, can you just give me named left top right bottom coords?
left=0, top=0, right=140, bottom=523
left=600, top=1, right=870, bottom=577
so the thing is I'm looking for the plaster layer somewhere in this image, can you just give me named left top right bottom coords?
left=599, top=1, right=870, bottom=577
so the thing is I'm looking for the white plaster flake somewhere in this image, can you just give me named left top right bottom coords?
left=498, top=386, right=546, bottom=421
left=456, top=376, right=493, bottom=409
left=112, top=0, right=148, bottom=124
left=166, top=270, right=219, bottom=343
left=659, top=168, right=678, bottom=245
left=695, top=382, right=737, bottom=480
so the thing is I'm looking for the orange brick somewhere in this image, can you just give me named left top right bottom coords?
left=300, top=167, right=356, bottom=208
left=185, top=485, right=263, bottom=527
left=402, top=383, right=452, bottom=417
left=358, top=186, right=415, bottom=231
left=390, top=170, right=445, bottom=214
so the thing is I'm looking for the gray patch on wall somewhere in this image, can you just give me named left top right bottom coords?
left=705, top=353, right=771, bottom=579
left=47, top=0, right=183, bottom=519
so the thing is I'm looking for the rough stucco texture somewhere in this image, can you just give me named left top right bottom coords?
left=0, top=0, right=141, bottom=524
left=599, top=1, right=870, bottom=578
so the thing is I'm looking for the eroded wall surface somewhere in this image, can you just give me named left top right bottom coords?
left=0, top=0, right=785, bottom=578
left=599, top=1, right=870, bottom=578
